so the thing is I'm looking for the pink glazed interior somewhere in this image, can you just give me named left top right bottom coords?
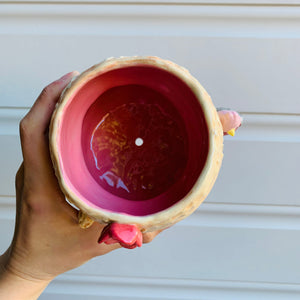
left=58, top=65, right=209, bottom=216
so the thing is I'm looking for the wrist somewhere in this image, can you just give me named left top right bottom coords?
left=0, top=249, right=52, bottom=300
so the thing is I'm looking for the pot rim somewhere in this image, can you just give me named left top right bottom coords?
left=49, top=56, right=223, bottom=232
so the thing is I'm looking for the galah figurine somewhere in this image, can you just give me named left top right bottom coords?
left=98, top=223, right=142, bottom=249
left=217, top=109, right=243, bottom=137
left=98, top=109, right=242, bottom=249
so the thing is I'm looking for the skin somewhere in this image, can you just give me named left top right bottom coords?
left=0, top=72, right=161, bottom=300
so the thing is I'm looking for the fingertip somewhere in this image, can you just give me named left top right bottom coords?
left=73, top=70, right=80, bottom=76
left=57, top=71, right=80, bottom=83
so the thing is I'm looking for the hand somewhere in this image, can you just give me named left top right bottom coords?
left=0, top=72, right=161, bottom=299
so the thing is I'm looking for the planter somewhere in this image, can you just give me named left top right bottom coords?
left=49, top=56, right=223, bottom=233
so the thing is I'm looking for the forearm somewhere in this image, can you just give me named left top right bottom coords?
left=0, top=250, right=51, bottom=300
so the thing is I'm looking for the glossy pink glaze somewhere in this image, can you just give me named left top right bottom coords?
left=58, top=66, right=209, bottom=216
left=98, top=223, right=142, bottom=249
left=84, top=85, right=188, bottom=201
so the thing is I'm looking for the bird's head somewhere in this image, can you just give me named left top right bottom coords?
left=217, top=109, right=243, bottom=137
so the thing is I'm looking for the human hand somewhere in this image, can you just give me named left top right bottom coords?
left=0, top=72, right=161, bottom=299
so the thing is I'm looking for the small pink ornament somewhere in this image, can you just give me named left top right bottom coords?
left=217, top=109, right=242, bottom=136
left=98, top=223, right=142, bottom=249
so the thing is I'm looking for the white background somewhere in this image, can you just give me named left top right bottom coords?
left=0, top=1, right=300, bottom=299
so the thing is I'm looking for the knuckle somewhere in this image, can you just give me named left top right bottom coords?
left=19, top=117, right=29, bottom=134
left=40, top=85, right=53, bottom=100
left=23, top=192, right=47, bottom=217
left=19, top=118, right=30, bottom=140
left=15, top=167, right=23, bottom=191
left=19, top=117, right=33, bottom=143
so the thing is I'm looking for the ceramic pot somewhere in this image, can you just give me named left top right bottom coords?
left=49, top=56, right=223, bottom=233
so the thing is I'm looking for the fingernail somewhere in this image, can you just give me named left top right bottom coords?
left=58, top=71, right=80, bottom=82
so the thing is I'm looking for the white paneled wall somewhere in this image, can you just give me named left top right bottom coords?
left=0, top=1, right=299, bottom=299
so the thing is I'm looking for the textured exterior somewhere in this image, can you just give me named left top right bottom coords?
left=49, top=56, right=224, bottom=232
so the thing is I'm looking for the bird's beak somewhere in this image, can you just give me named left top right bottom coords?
left=227, top=128, right=236, bottom=137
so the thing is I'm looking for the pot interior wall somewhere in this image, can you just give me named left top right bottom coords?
left=58, top=65, right=209, bottom=216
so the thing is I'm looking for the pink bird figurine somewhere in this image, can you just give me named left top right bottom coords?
left=98, top=223, right=142, bottom=249
left=217, top=109, right=243, bottom=137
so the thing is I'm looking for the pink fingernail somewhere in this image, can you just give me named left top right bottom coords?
left=58, top=71, right=79, bottom=82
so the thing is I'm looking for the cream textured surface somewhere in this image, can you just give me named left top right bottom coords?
left=0, top=1, right=300, bottom=299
